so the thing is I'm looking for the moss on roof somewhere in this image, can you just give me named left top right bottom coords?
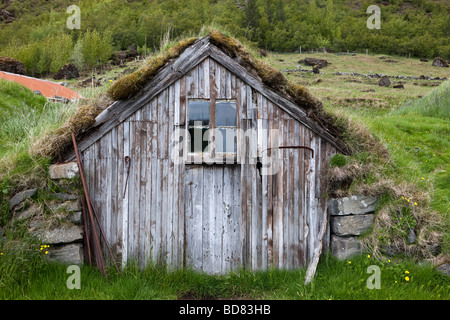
left=107, top=37, right=197, bottom=101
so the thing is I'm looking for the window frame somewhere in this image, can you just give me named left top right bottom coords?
left=186, top=98, right=238, bottom=164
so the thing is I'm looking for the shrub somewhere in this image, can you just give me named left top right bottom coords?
left=330, top=153, right=347, bottom=167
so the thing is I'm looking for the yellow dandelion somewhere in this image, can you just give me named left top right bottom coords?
left=405, top=270, right=410, bottom=274
left=348, top=261, right=351, bottom=264
left=405, top=276, right=410, bottom=281
left=414, top=202, right=418, bottom=206
left=388, top=260, right=391, bottom=263
left=367, top=254, right=371, bottom=258
left=421, top=177, right=424, bottom=180
left=395, top=281, right=397, bottom=283
left=45, top=251, right=48, bottom=255
left=40, top=247, right=43, bottom=250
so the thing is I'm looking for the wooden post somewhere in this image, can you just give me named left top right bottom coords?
left=304, top=207, right=328, bottom=285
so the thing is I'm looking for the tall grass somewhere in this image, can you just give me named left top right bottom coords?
left=1, top=254, right=448, bottom=300
left=391, top=80, right=450, bottom=120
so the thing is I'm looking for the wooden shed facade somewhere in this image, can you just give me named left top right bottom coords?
left=71, top=37, right=343, bottom=274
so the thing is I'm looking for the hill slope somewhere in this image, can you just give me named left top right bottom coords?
left=0, top=0, right=449, bottom=77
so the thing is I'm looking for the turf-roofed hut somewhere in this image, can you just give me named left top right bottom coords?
left=62, top=31, right=348, bottom=274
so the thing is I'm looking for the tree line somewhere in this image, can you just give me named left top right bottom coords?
left=0, top=0, right=448, bottom=76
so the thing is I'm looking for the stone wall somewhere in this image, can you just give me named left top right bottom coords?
left=329, top=195, right=377, bottom=260
left=8, top=162, right=84, bottom=265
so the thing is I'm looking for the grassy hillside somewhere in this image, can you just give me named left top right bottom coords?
left=0, top=79, right=48, bottom=157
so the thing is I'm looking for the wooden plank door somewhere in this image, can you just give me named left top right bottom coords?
left=184, top=164, right=241, bottom=274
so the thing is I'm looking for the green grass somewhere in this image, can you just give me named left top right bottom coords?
left=1, top=253, right=448, bottom=300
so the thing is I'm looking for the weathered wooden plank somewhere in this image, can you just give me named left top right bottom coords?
left=266, top=102, right=274, bottom=269
left=232, top=165, right=242, bottom=271
left=139, top=110, right=148, bottom=268
left=288, top=120, right=295, bottom=269
left=161, top=159, right=169, bottom=266
left=240, top=119, right=248, bottom=269
left=121, top=120, right=130, bottom=266
left=231, top=73, right=236, bottom=99
left=222, top=166, right=232, bottom=273
left=144, top=118, right=152, bottom=266
left=198, top=60, right=205, bottom=99
left=174, top=79, right=181, bottom=126
left=292, top=122, right=300, bottom=268
left=202, top=165, right=214, bottom=273
left=299, top=125, right=306, bottom=266
left=192, top=166, right=203, bottom=271
left=303, top=127, right=311, bottom=263
left=150, top=100, right=158, bottom=264
left=210, top=62, right=217, bottom=159
left=271, top=106, right=280, bottom=269
left=179, top=76, right=186, bottom=127
left=130, top=111, right=140, bottom=263
left=167, top=84, right=175, bottom=270
left=281, top=119, right=289, bottom=269
left=213, top=166, right=223, bottom=274
left=220, top=64, right=226, bottom=99
left=261, top=118, right=268, bottom=270
left=204, top=58, right=210, bottom=99
left=226, top=68, right=232, bottom=99
left=246, top=85, right=252, bottom=120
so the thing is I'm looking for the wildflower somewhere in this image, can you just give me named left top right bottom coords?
left=45, top=251, right=48, bottom=255
left=367, top=254, right=371, bottom=258
left=405, top=270, right=410, bottom=274
left=395, top=281, right=397, bottom=283
left=388, top=260, right=391, bottom=263
left=348, top=261, right=351, bottom=264
left=405, top=276, right=410, bottom=281
left=414, top=202, right=418, bottom=206
left=421, top=177, right=424, bottom=180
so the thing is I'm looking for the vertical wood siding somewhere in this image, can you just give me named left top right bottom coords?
left=81, top=57, right=336, bottom=273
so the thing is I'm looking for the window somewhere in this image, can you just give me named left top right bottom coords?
left=187, top=99, right=237, bottom=160
left=188, top=100, right=210, bottom=153
left=215, top=100, right=237, bottom=153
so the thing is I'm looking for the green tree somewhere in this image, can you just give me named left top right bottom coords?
left=81, top=30, right=113, bottom=68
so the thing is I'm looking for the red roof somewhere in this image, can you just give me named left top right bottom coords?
left=0, top=71, right=80, bottom=100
